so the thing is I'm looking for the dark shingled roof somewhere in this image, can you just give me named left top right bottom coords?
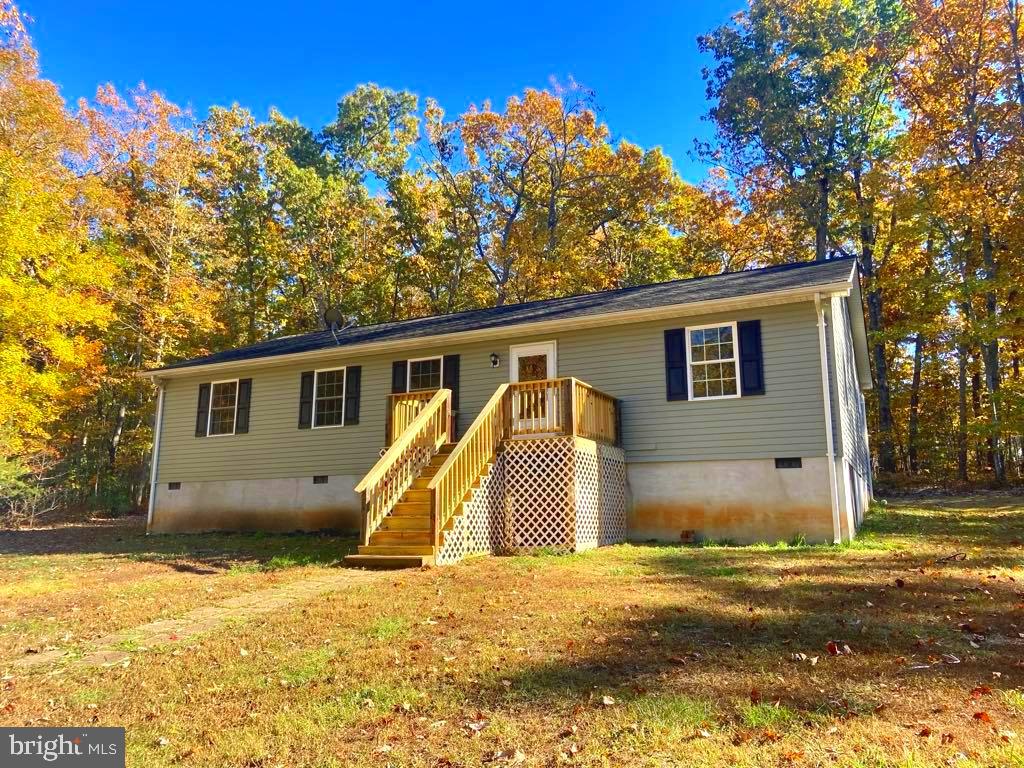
left=158, top=257, right=856, bottom=371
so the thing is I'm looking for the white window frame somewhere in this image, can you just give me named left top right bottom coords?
left=207, top=378, right=240, bottom=436
left=685, top=321, right=741, bottom=401
left=407, top=355, right=443, bottom=392
left=312, top=366, right=347, bottom=429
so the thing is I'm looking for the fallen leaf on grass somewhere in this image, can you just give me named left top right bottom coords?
left=969, top=685, right=992, bottom=699
left=973, top=711, right=993, bottom=723
left=918, top=726, right=932, bottom=737
left=941, top=733, right=954, bottom=744
left=601, top=695, right=616, bottom=707
left=826, top=641, right=853, bottom=656
left=749, top=688, right=762, bottom=704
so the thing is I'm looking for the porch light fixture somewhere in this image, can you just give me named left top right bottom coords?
left=489, top=352, right=500, bottom=368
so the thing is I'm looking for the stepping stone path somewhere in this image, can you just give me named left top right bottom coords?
left=15, top=569, right=384, bottom=670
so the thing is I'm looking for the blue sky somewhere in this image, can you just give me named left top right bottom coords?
left=22, top=0, right=739, bottom=183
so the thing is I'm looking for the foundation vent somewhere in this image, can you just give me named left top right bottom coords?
left=774, top=457, right=802, bottom=469
left=313, top=475, right=329, bottom=484
left=167, top=482, right=181, bottom=490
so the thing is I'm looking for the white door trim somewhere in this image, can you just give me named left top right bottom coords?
left=508, top=341, right=557, bottom=382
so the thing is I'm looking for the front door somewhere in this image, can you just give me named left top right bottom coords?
left=509, top=342, right=558, bottom=433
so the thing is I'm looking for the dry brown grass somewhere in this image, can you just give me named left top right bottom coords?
left=2, top=496, right=1023, bottom=767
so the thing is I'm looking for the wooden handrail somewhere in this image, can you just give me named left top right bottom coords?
left=427, top=383, right=510, bottom=547
left=355, top=388, right=451, bottom=546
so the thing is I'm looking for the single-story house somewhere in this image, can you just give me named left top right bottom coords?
left=140, top=257, right=872, bottom=567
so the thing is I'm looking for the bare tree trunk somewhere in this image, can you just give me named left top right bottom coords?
left=815, top=175, right=829, bottom=261
left=1008, top=0, right=1024, bottom=124
left=851, top=170, right=895, bottom=472
left=108, top=403, right=127, bottom=469
left=908, top=333, right=924, bottom=473
left=957, top=343, right=969, bottom=482
left=979, top=227, right=1006, bottom=483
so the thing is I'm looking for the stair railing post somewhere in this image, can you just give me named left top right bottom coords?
left=359, top=490, right=368, bottom=547
left=430, top=486, right=439, bottom=550
left=614, top=398, right=623, bottom=447
left=565, top=378, right=577, bottom=437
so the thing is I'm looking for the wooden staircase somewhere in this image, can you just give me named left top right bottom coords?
left=344, top=444, right=454, bottom=569
left=344, top=378, right=620, bottom=570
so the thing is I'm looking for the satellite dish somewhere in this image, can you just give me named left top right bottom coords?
left=323, top=307, right=343, bottom=330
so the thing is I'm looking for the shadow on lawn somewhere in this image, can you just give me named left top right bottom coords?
left=465, top=499, right=1023, bottom=719
left=0, top=516, right=355, bottom=571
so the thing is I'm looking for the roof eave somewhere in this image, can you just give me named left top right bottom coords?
left=139, top=278, right=854, bottom=381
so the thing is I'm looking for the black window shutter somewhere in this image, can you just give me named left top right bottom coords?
left=738, top=320, right=765, bottom=395
left=195, top=383, right=211, bottom=437
left=298, top=371, right=315, bottom=428
left=344, top=366, right=361, bottom=425
left=235, top=379, right=252, bottom=433
left=664, top=329, right=688, bottom=401
left=442, top=354, right=460, bottom=410
left=391, top=360, right=408, bottom=393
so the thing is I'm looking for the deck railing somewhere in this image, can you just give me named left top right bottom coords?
left=386, top=390, right=438, bottom=445
left=427, top=377, right=618, bottom=547
left=354, top=388, right=451, bottom=545
left=571, top=379, right=618, bottom=445
left=507, top=378, right=618, bottom=444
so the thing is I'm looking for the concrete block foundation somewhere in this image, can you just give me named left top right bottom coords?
left=149, top=475, right=361, bottom=534
left=626, top=457, right=835, bottom=544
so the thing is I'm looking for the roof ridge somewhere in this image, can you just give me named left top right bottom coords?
left=152, top=256, right=855, bottom=372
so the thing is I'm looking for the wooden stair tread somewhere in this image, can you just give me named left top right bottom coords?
left=369, top=531, right=432, bottom=545
left=379, top=516, right=431, bottom=531
left=358, top=544, right=435, bottom=556
left=344, top=554, right=433, bottom=570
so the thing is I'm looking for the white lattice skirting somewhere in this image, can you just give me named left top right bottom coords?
left=436, top=459, right=505, bottom=565
left=436, top=436, right=627, bottom=562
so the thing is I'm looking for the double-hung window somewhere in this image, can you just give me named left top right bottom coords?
left=408, top=356, right=442, bottom=391
left=208, top=380, right=239, bottom=435
left=313, top=368, right=346, bottom=427
left=687, top=322, right=740, bottom=400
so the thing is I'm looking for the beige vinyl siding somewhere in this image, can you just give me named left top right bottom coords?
left=829, top=295, right=871, bottom=476
left=157, top=300, right=827, bottom=483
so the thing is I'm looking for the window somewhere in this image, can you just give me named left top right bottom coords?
left=408, top=356, right=442, bottom=391
left=687, top=322, right=740, bottom=400
left=313, top=368, right=346, bottom=428
left=208, top=380, right=239, bottom=435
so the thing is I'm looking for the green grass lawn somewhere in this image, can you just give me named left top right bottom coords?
left=1, top=495, right=1023, bottom=767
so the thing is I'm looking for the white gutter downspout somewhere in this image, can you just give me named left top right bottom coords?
left=146, top=382, right=166, bottom=533
left=815, top=293, right=842, bottom=544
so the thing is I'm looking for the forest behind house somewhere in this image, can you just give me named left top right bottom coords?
left=1, top=0, right=1022, bottom=523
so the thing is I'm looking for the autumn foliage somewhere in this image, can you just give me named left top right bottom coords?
left=0, top=0, right=1021, bottom=520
